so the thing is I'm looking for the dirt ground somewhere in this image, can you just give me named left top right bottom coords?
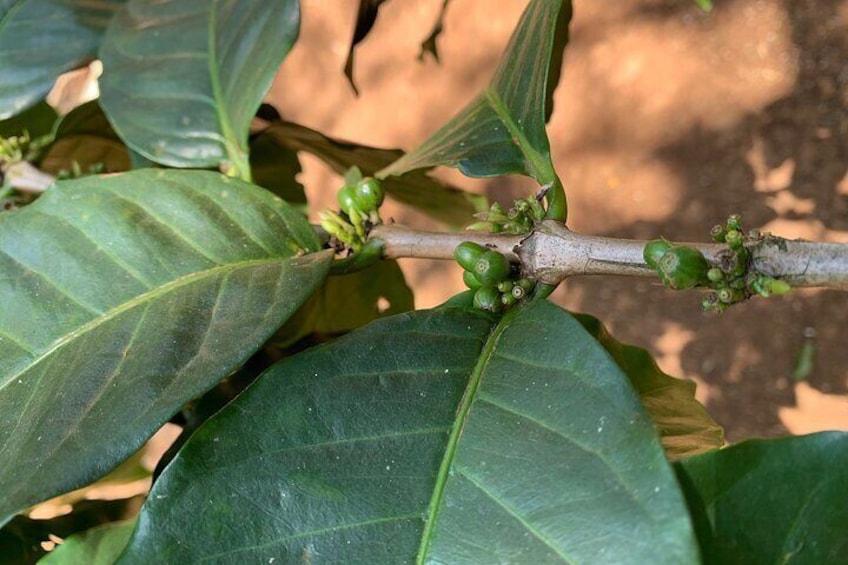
left=268, top=0, right=848, bottom=442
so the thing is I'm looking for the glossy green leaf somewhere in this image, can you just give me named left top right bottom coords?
left=261, top=120, right=486, bottom=227
left=98, top=0, right=300, bottom=177
left=39, top=101, right=130, bottom=176
left=39, top=520, right=135, bottom=565
left=544, top=0, right=572, bottom=122
left=0, top=1, right=125, bottom=120
left=0, top=497, right=142, bottom=565
left=120, top=301, right=697, bottom=563
left=273, top=260, right=413, bottom=348
left=0, top=169, right=331, bottom=526
left=675, top=431, right=848, bottom=564
left=379, top=0, right=571, bottom=185
left=576, top=313, right=725, bottom=459
left=0, top=101, right=57, bottom=139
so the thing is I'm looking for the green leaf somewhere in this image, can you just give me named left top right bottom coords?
left=249, top=131, right=306, bottom=208
left=575, top=313, right=725, bottom=459
left=98, top=0, right=300, bottom=178
left=675, top=432, right=848, bottom=564
left=0, top=169, right=331, bottom=526
left=261, top=120, right=486, bottom=227
left=0, top=101, right=57, bottom=139
left=544, top=1, right=572, bottom=122
left=39, top=101, right=130, bottom=176
left=273, top=260, right=413, bottom=348
left=119, top=301, right=698, bottom=563
left=379, top=0, right=572, bottom=185
left=0, top=497, right=142, bottom=565
left=0, top=1, right=125, bottom=120
left=39, top=520, right=135, bottom=565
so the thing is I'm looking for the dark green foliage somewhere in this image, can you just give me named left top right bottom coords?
left=0, top=170, right=330, bottom=525
left=99, top=0, right=300, bottom=176
left=118, top=302, right=698, bottom=563
left=676, top=432, right=848, bottom=563
left=0, top=1, right=126, bottom=119
left=0, top=0, right=838, bottom=560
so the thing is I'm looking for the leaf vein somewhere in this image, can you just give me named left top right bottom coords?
left=454, top=467, right=574, bottom=563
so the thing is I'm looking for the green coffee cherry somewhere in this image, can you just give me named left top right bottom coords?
left=463, top=270, right=483, bottom=289
left=501, top=293, right=517, bottom=307
left=707, top=267, right=724, bottom=283
left=657, top=246, right=708, bottom=290
left=473, top=286, right=502, bottom=312
left=710, top=224, right=726, bottom=242
left=517, top=278, right=535, bottom=293
left=643, top=239, right=672, bottom=269
left=337, top=185, right=358, bottom=216
left=455, top=242, right=486, bottom=272
left=511, top=285, right=526, bottom=300
left=474, top=250, right=512, bottom=285
left=497, top=280, right=514, bottom=294
left=353, top=177, right=384, bottom=212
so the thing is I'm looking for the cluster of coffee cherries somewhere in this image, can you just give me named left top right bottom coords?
left=318, top=167, right=384, bottom=251
left=455, top=241, right=534, bottom=312
left=467, top=195, right=545, bottom=235
left=702, top=214, right=790, bottom=312
left=643, top=214, right=790, bottom=313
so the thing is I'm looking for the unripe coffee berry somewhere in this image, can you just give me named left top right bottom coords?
left=353, top=178, right=384, bottom=211
left=454, top=241, right=486, bottom=272
left=473, top=286, right=502, bottom=312
left=474, top=250, right=511, bottom=285
left=643, top=239, right=672, bottom=269
left=657, top=246, right=708, bottom=290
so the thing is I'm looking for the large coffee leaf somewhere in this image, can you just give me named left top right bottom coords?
left=0, top=169, right=330, bottom=525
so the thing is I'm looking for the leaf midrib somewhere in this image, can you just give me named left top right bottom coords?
left=206, top=1, right=240, bottom=171
left=416, top=307, right=519, bottom=562
left=0, top=256, right=290, bottom=393
left=483, top=88, right=555, bottom=184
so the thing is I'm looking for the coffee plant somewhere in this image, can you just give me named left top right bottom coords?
left=0, top=1, right=846, bottom=563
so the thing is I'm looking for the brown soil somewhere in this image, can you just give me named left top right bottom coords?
left=269, top=0, right=848, bottom=442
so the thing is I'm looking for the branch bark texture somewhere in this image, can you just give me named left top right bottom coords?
left=371, top=221, right=848, bottom=290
